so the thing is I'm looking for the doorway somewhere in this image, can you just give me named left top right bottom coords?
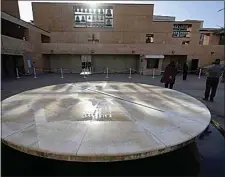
left=80, top=55, right=92, bottom=75
left=1, top=54, right=24, bottom=80
left=190, top=59, right=199, bottom=71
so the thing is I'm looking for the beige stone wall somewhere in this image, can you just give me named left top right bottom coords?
left=1, top=35, right=32, bottom=55
left=28, top=30, right=43, bottom=69
left=32, top=3, right=153, bottom=32
left=49, top=54, right=81, bottom=72
left=41, top=43, right=223, bottom=55
left=32, top=3, right=154, bottom=44
left=48, top=54, right=138, bottom=72
left=32, top=2, right=203, bottom=47
left=210, top=34, right=220, bottom=45
left=32, top=2, right=224, bottom=69
left=1, top=11, right=51, bottom=72
left=41, top=43, right=224, bottom=67
left=1, top=12, right=50, bottom=36
left=92, top=55, right=138, bottom=72
left=1, top=0, right=20, bottom=18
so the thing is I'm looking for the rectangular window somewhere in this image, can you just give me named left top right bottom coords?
left=219, top=34, right=225, bottom=45
left=199, top=33, right=210, bottom=45
left=41, top=34, right=50, bottom=43
left=74, top=6, right=113, bottom=28
left=172, top=24, right=192, bottom=38
left=147, top=59, right=159, bottom=69
left=199, top=33, right=204, bottom=44
left=146, top=34, right=154, bottom=43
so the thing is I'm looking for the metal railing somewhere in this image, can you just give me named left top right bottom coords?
left=15, top=67, right=210, bottom=80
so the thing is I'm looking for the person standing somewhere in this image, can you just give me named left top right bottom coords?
left=162, top=61, right=178, bottom=89
left=203, top=59, right=224, bottom=102
left=221, top=68, right=225, bottom=83
left=183, top=62, right=188, bottom=80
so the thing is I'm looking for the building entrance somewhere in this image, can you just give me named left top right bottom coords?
left=80, top=55, right=92, bottom=75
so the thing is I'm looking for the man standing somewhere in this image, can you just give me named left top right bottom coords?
left=183, top=62, right=188, bottom=80
left=203, top=59, right=224, bottom=102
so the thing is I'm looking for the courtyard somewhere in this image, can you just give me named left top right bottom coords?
left=2, top=72, right=224, bottom=129
left=1, top=73, right=224, bottom=176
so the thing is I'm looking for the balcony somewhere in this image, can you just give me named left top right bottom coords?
left=1, top=35, right=32, bottom=55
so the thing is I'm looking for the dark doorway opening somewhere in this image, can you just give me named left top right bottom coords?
left=1, top=54, right=25, bottom=80
left=190, top=59, right=199, bottom=71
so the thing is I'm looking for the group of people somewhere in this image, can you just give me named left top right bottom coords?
left=160, top=61, right=188, bottom=89
left=161, top=59, right=224, bottom=103
left=161, top=59, right=224, bottom=137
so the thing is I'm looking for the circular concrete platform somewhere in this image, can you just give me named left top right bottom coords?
left=1, top=82, right=211, bottom=162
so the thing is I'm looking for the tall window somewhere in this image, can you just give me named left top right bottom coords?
left=74, top=6, right=113, bottom=28
left=147, top=59, right=159, bottom=69
left=199, top=33, right=210, bottom=45
left=172, top=24, right=192, bottom=38
left=199, top=33, right=204, bottom=44
left=219, top=34, right=225, bottom=45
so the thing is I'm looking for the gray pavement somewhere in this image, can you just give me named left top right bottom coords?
left=2, top=73, right=224, bottom=130
left=1, top=73, right=224, bottom=177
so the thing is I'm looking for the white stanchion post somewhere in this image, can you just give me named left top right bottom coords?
left=128, top=68, right=132, bottom=79
left=33, top=68, right=37, bottom=78
left=152, top=68, right=155, bottom=78
left=60, top=68, right=64, bottom=78
left=198, top=68, right=201, bottom=79
left=106, top=68, right=109, bottom=78
left=16, top=68, right=20, bottom=79
left=83, top=69, right=86, bottom=78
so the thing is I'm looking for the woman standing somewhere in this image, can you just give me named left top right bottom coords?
left=162, top=61, right=178, bottom=89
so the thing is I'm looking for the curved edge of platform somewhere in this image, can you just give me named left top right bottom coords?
left=211, top=120, right=225, bottom=138
left=2, top=138, right=195, bottom=162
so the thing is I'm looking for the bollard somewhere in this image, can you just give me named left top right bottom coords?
left=106, top=68, right=109, bottom=78
left=83, top=69, right=86, bottom=79
left=198, top=68, right=201, bottom=79
left=33, top=68, right=37, bottom=78
left=128, top=68, right=132, bottom=79
left=60, top=68, right=64, bottom=78
left=152, top=68, right=155, bottom=78
left=16, top=68, right=20, bottom=79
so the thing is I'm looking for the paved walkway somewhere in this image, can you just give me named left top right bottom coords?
left=2, top=73, right=224, bottom=130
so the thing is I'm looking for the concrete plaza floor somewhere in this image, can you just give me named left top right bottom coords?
left=2, top=73, right=224, bottom=130
left=1, top=73, right=224, bottom=176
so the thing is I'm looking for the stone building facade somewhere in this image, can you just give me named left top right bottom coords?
left=32, top=2, right=224, bottom=75
left=1, top=2, right=224, bottom=78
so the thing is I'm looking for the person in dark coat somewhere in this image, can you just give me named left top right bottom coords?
left=162, top=61, right=178, bottom=89
left=221, top=66, right=225, bottom=83
left=183, top=62, right=188, bottom=80
left=203, top=59, right=224, bottom=102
